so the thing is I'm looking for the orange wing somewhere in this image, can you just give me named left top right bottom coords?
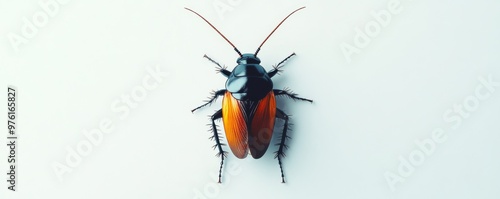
left=248, top=91, right=276, bottom=159
left=222, top=91, right=249, bottom=158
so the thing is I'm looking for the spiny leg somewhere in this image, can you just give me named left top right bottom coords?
left=268, top=53, right=296, bottom=78
left=210, top=109, right=227, bottom=183
left=203, top=54, right=231, bottom=77
left=275, top=108, right=291, bottom=183
left=274, top=89, right=313, bottom=103
left=191, top=89, right=226, bottom=113
left=276, top=53, right=297, bottom=68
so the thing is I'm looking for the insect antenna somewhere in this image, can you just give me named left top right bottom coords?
left=184, top=7, right=243, bottom=57
left=254, top=6, right=306, bottom=56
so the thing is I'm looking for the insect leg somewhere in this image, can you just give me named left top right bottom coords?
left=210, top=109, right=227, bottom=183
left=275, top=108, right=290, bottom=183
left=191, top=89, right=226, bottom=113
left=268, top=53, right=296, bottom=78
left=274, top=89, right=313, bottom=103
left=203, top=54, right=231, bottom=77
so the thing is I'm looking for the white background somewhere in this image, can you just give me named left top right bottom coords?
left=1, top=0, right=500, bottom=198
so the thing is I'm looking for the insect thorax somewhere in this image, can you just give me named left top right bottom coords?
left=226, top=63, right=273, bottom=101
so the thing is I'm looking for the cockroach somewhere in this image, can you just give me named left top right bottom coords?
left=187, top=6, right=312, bottom=183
